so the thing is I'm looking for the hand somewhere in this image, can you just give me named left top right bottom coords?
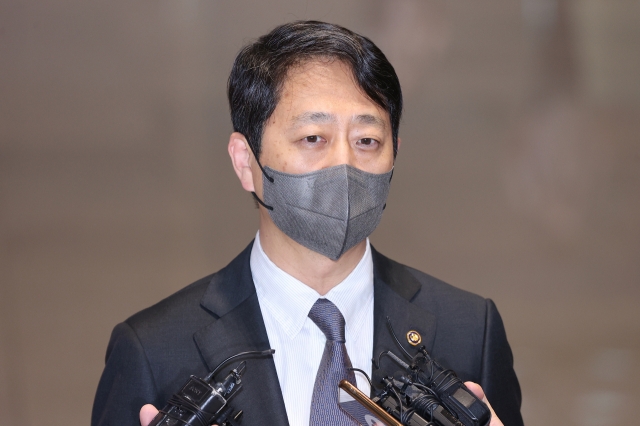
left=464, top=382, right=504, bottom=426
left=139, top=404, right=159, bottom=426
left=139, top=405, right=219, bottom=426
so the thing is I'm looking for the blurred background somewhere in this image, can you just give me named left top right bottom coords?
left=1, top=0, right=639, bottom=424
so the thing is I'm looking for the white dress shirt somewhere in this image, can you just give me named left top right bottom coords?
left=250, top=231, right=374, bottom=426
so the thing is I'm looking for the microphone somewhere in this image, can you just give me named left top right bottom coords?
left=149, top=349, right=275, bottom=426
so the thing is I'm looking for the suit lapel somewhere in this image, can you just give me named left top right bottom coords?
left=371, top=247, right=437, bottom=393
left=193, top=243, right=289, bottom=426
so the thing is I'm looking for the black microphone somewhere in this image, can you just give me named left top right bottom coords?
left=149, top=349, right=275, bottom=426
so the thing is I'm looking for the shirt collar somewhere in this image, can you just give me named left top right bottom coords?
left=250, top=231, right=374, bottom=339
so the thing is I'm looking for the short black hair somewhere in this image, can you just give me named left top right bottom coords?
left=227, top=20, right=403, bottom=159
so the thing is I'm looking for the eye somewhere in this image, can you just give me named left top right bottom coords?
left=358, top=138, right=378, bottom=146
left=302, top=135, right=324, bottom=143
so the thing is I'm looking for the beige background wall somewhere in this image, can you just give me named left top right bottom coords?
left=1, top=1, right=639, bottom=425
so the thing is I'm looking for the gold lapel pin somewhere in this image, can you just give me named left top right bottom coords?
left=406, top=330, right=422, bottom=346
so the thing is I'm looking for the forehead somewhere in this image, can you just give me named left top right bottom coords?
left=272, top=59, right=390, bottom=126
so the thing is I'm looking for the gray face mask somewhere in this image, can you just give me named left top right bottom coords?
left=252, top=164, right=393, bottom=260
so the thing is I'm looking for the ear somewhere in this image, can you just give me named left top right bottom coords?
left=396, top=136, right=402, bottom=152
left=228, top=132, right=255, bottom=192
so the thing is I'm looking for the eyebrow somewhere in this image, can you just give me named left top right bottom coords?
left=290, top=112, right=387, bottom=129
left=352, top=113, right=387, bottom=129
left=291, top=111, right=336, bottom=126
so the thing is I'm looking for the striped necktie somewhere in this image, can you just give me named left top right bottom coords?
left=308, top=298, right=358, bottom=426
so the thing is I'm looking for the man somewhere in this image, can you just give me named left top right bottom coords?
left=93, top=21, right=522, bottom=426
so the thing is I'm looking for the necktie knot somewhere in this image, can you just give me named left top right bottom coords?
left=308, top=298, right=346, bottom=342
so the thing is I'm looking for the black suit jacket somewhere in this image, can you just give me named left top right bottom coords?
left=92, top=243, right=523, bottom=426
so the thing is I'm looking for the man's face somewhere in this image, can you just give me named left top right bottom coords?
left=251, top=59, right=395, bottom=195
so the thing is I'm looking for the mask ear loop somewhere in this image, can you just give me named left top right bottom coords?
left=383, top=167, right=394, bottom=211
left=247, top=142, right=275, bottom=211
left=251, top=192, right=273, bottom=211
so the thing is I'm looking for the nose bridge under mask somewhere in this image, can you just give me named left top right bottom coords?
left=282, top=165, right=351, bottom=220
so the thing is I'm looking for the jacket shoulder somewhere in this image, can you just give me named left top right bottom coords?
left=372, top=246, right=487, bottom=314
left=405, top=264, right=487, bottom=317
left=124, top=241, right=255, bottom=338
left=125, top=273, right=214, bottom=335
